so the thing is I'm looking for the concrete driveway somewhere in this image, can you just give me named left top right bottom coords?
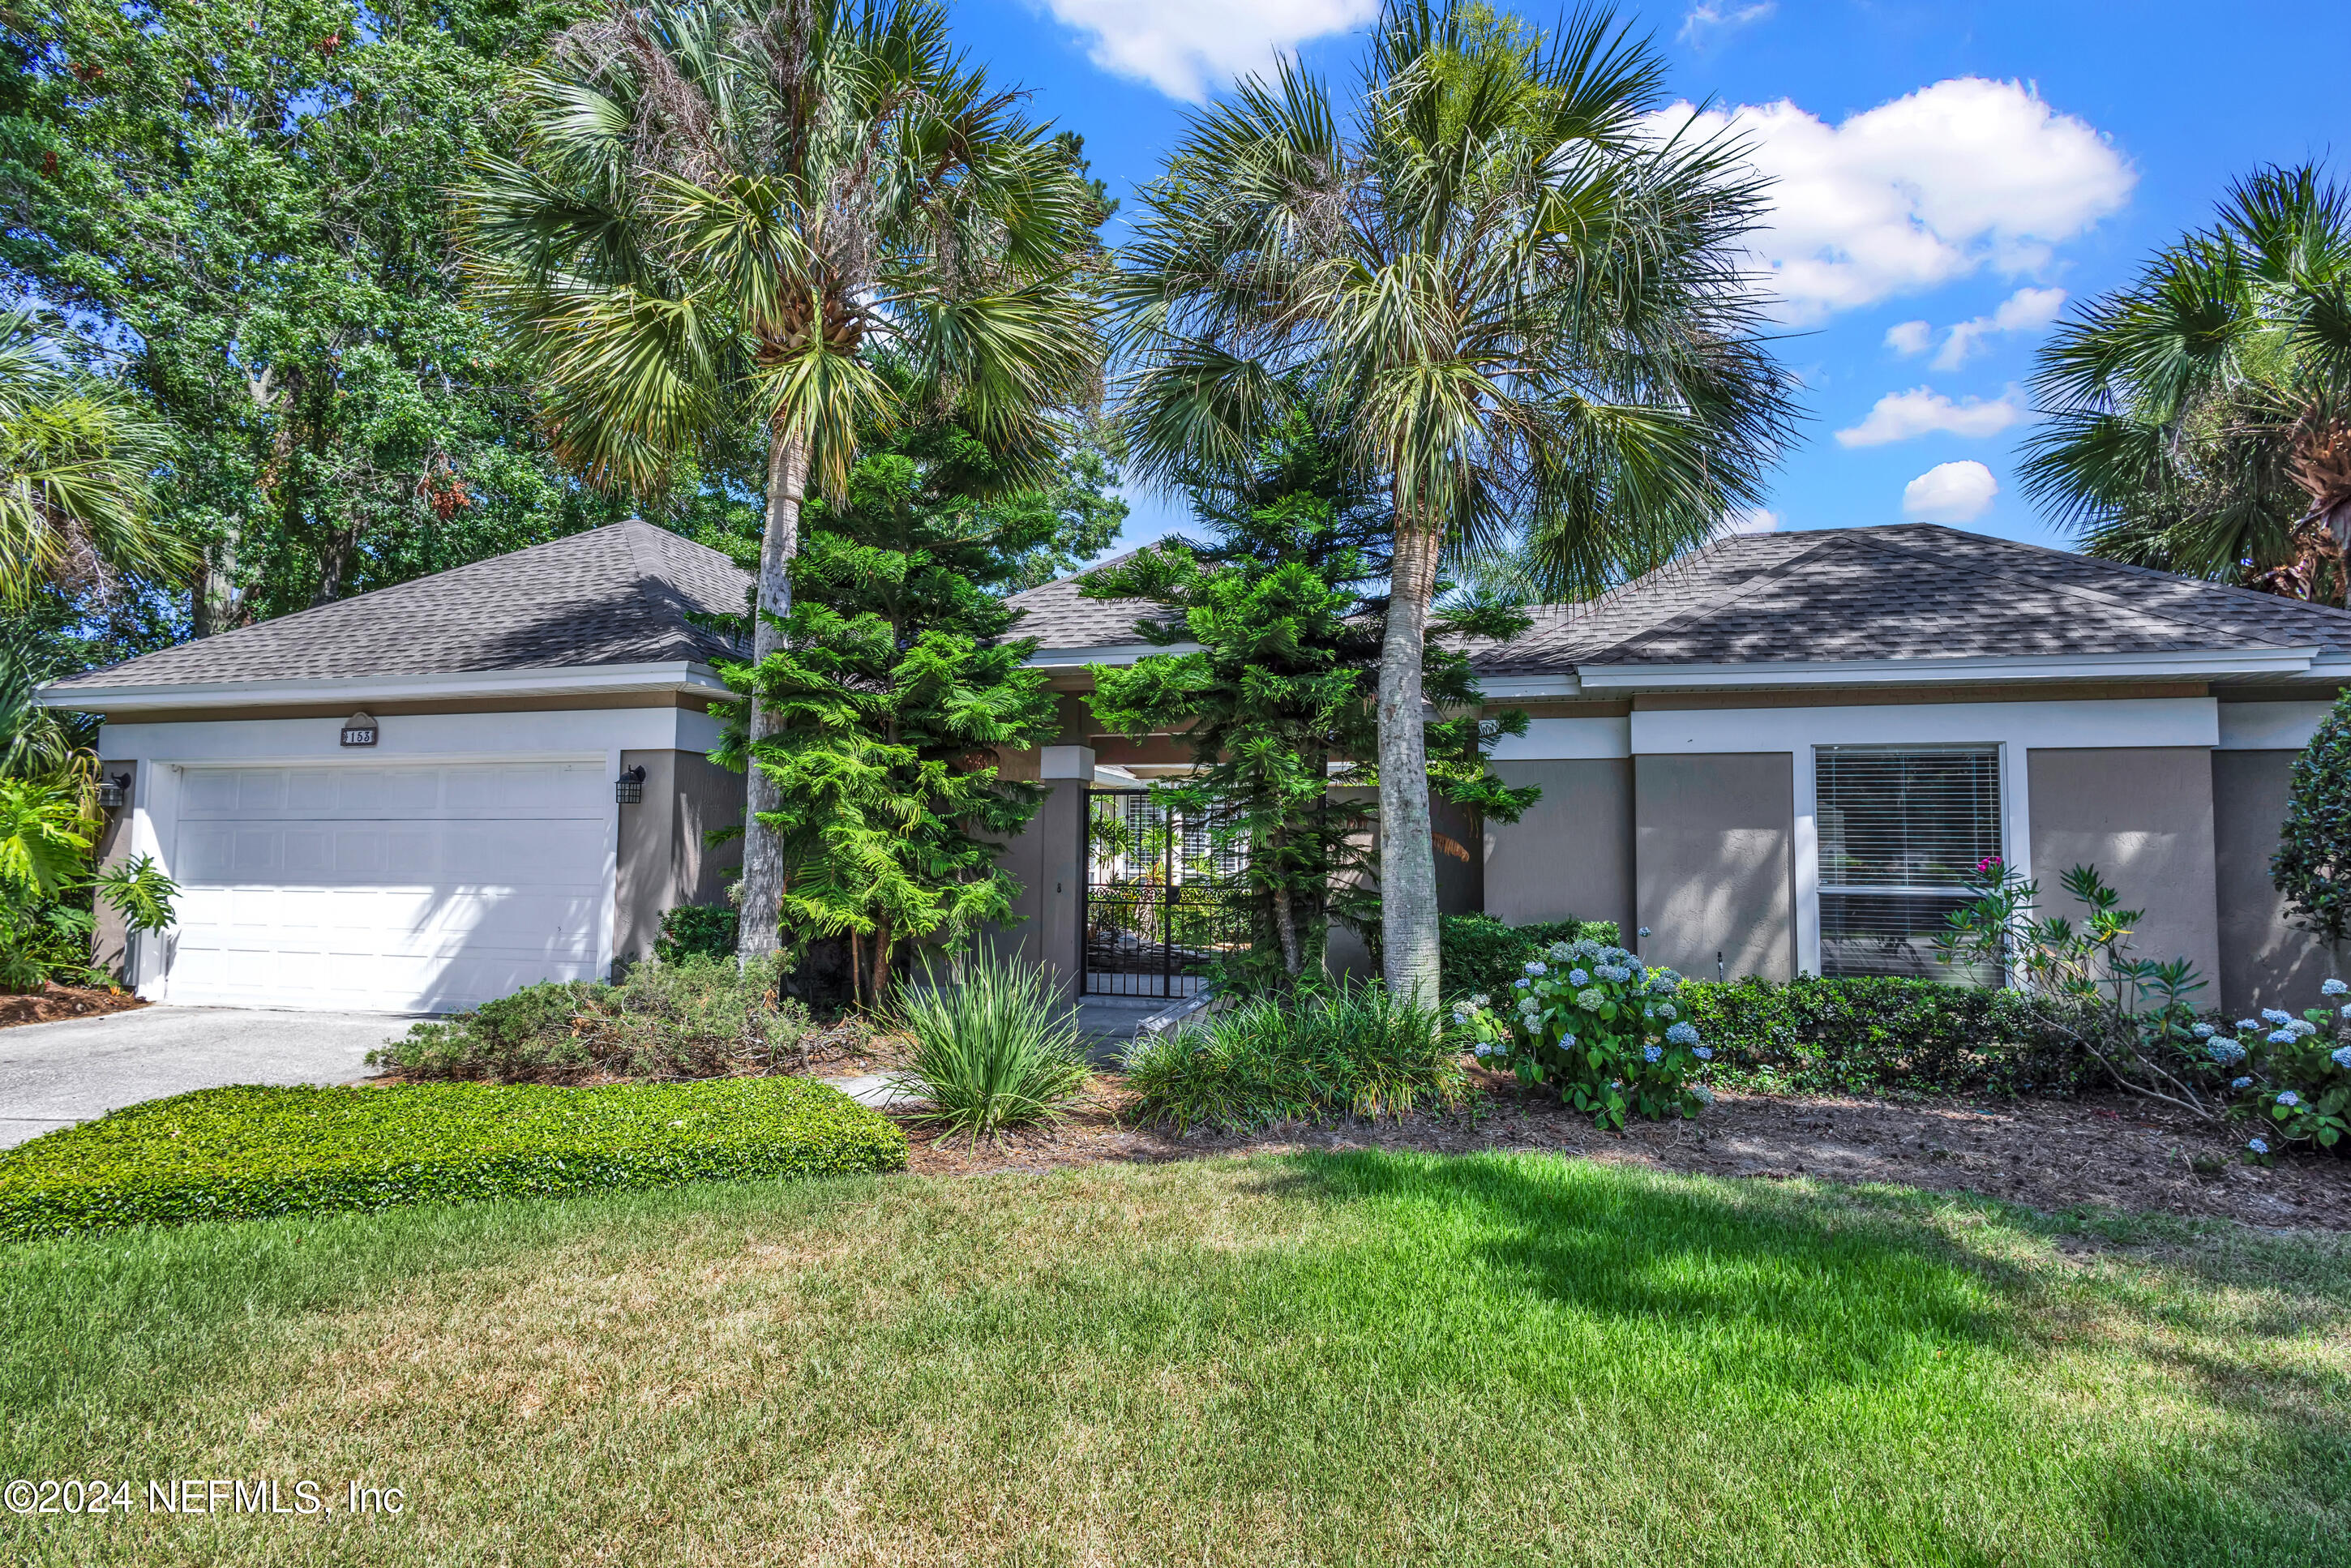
left=0, top=1007, right=416, bottom=1149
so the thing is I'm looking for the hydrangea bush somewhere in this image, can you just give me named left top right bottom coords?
left=2208, top=981, right=2351, bottom=1162
left=1450, top=937, right=1707, bottom=1129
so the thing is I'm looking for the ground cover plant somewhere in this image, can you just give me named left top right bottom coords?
left=370, top=955, right=812, bottom=1083
left=888, top=954, right=1091, bottom=1142
left=1121, top=983, right=1460, bottom=1133
left=0, top=1078, right=906, bottom=1240
left=1, top=1155, right=2344, bottom=1565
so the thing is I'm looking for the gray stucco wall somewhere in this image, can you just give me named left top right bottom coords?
left=991, top=778, right=1086, bottom=995
left=2026, top=747, right=2220, bottom=987
left=615, top=749, right=747, bottom=968
left=1482, top=759, right=1635, bottom=936
left=2212, top=748, right=2336, bottom=1011
left=1634, top=752, right=1793, bottom=981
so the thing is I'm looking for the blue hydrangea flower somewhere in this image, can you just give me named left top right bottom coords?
left=2232, top=1076, right=2253, bottom=1090
left=1693, top=1045, right=1714, bottom=1060
left=1665, top=1022, right=1700, bottom=1046
left=1575, top=987, right=1606, bottom=1009
left=1469, top=993, right=1489, bottom=1008
left=2191, top=1023, right=2216, bottom=1039
left=1514, top=978, right=1530, bottom=989
left=1638, top=926, right=1653, bottom=938
left=1596, top=964, right=1631, bottom=983
left=1657, top=1003, right=1677, bottom=1021
left=2267, top=1030, right=2296, bottom=1046
left=1525, top=960, right=1547, bottom=976
left=1568, top=968, right=1591, bottom=986
left=2208, top=1039, right=2246, bottom=1065
left=2277, top=1090, right=2301, bottom=1107
left=2249, top=1137, right=2270, bottom=1155
left=2333, top=1046, right=2351, bottom=1070
left=1561, top=1033, right=1577, bottom=1048
left=2341, top=1004, right=2351, bottom=1020
left=2327, top=979, right=2349, bottom=996
left=1473, top=1043, right=1492, bottom=1056
left=2262, top=1008, right=2293, bottom=1025
left=2237, top=1018, right=2260, bottom=1031
left=1548, top=941, right=1574, bottom=962
left=1642, top=1044, right=1662, bottom=1063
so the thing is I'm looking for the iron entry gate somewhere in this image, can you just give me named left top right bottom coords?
left=1081, top=790, right=1248, bottom=997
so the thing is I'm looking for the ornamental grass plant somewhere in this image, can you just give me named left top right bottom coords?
left=887, top=953, right=1091, bottom=1143
left=1120, top=983, right=1461, bottom=1133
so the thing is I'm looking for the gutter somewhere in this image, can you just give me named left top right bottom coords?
left=32, top=660, right=735, bottom=713
left=1021, top=640, right=1203, bottom=670
left=1571, top=646, right=2326, bottom=690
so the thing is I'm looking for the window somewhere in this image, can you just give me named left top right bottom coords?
left=1816, top=746, right=2002, bottom=982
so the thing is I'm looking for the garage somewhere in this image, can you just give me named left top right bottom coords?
left=165, top=759, right=615, bottom=1013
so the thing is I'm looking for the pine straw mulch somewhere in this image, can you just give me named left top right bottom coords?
left=886, top=1069, right=2351, bottom=1232
left=0, top=982, right=146, bottom=1030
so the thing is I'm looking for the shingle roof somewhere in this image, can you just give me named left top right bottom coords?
left=1004, top=551, right=1161, bottom=649
left=1008, top=523, right=2351, bottom=679
left=47, top=521, right=752, bottom=692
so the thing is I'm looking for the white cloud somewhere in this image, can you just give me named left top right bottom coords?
left=1902, top=461, right=2000, bottom=523
left=1037, top=0, right=1376, bottom=102
left=1836, top=386, right=2026, bottom=448
left=1724, top=507, right=1780, bottom=534
left=1884, top=320, right=1933, bottom=357
left=1932, top=285, right=2068, bottom=369
left=1666, top=79, right=2135, bottom=323
left=1679, top=2, right=1775, bottom=45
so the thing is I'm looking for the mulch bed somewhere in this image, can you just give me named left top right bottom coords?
left=0, top=983, right=146, bottom=1030
left=889, top=1071, right=2351, bottom=1232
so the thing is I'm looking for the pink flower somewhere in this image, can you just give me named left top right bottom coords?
left=1975, top=855, right=2002, bottom=874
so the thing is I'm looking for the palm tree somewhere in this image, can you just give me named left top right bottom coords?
left=2023, top=165, right=2351, bottom=600
left=1113, top=1, right=1794, bottom=1001
left=0, top=310, right=183, bottom=604
left=458, top=0, right=1103, bottom=962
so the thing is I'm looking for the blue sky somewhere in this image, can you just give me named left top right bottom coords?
left=944, top=0, right=2351, bottom=559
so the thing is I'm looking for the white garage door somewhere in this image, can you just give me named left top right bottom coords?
left=166, top=760, right=612, bottom=1013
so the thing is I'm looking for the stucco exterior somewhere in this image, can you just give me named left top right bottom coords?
left=2026, top=746, right=2221, bottom=988
left=2212, top=748, right=2336, bottom=1010
left=1634, top=752, right=1795, bottom=982
left=615, top=748, right=747, bottom=968
left=1482, top=759, right=1635, bottom=936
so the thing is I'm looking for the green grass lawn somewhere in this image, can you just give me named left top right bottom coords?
left=2, top=1154, right=2346, bottom=1566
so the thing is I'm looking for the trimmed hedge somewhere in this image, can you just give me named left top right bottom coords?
left=1438, top=913, right=1621, bottom=1001
left=657, top=904, right=739, bottom=963
left=1680, top=975, right=2109, bottom=1097
left=0, top=1077, right=907, bottom=1241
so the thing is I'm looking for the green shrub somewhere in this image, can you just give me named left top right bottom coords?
left=2211, top=987, right=2351, bottom=1160
left=371, top=954, right=808, bottom=1083
left=889, top=954, right=1091, bottom=1143
left=1437, top=913, right=1621, bottom=1001
left=1122, top=983, right=1462, bottom=1133
left=0, top=1077, right=906, bottom=1240
left=1452, top=935, right=1703, bottom=1128
left=1678, top=975, right=2109, bottom=1097
left=657, top=903, right=739, bottom=963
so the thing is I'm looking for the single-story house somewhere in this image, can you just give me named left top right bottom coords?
left=37, top=518, right=2351, bottom=1013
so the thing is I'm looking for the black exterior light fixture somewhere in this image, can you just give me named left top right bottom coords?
left=96, top=772, right=131, bottom=809
left=615, top=765, right=646, bottom=806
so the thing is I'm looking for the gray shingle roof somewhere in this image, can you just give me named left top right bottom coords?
left=47, top=521, right=752, bottom=692
left=1004, top=551, right=1161, bottom=649
left=1008, top=523, right=2351, bottom=678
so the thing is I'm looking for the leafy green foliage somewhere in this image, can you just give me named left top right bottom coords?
left=0, top=1077, right=906, bottom=1240
left=656, top=905, right=742, bottom=965
left=717, top=401, right=1071, bottom=1002
left=370, top=956, right=811, bottom=1083
left=1084, top=409, right=1538, bottom=993
left=1437, top=913, right=1621, bottom=1003
left=1677, top=977, right=2113, bottom=1098
left=886, top=953, right=1091, bottom=1142
left=2208, top=990, right=2351, bottom=1160
left=1120, top=983, right=1461, bottom=1133
left=0, top=0, right=623, bottom=626
left=1453, top=936, right=1704, bottom=1128
left=2272, top=688, right=2351, bottom=947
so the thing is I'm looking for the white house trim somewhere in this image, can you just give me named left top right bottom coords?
left=35, top=659, right=731, bottom=713
left=1578, top=647, right=2320, bottom=690
left=1487, top=716, right=1632, bottom=760
left=94, top=705, right=725, bottom=765
left=1023, top=640, right=1202, bottom=669
left=2216, top=700, right=2334, bottom=752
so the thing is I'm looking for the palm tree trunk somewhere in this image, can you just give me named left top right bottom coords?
left=1378, top=514, right=1443, bottom=1005
left=736, top=424, right=807, bottom=966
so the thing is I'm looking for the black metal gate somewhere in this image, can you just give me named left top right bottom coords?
left=1081, top=790, right=1248, bottom=997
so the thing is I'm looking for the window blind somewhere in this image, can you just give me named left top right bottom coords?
left=1817, top=747, right=2002, bottom=982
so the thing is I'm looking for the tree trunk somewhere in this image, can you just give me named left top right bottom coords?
left=1378, top=515, right=1444, bottom=1006
left=193, top=516, right=240, bottom=637
left=868, top=914, right=892, bottom=1009
left=310, top=519, right=360, bottom=606
left=736, top=425, right=808, bottom=967
left=1268, top=826, right=1303, bottom=979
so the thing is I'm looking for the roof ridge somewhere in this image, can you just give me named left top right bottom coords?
left=1565, top=529, right=1855, bottom=662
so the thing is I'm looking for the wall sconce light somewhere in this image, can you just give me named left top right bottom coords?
left=96, top=772, right=131, bottom=809
left=615, top=765, right=646, bottom=805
